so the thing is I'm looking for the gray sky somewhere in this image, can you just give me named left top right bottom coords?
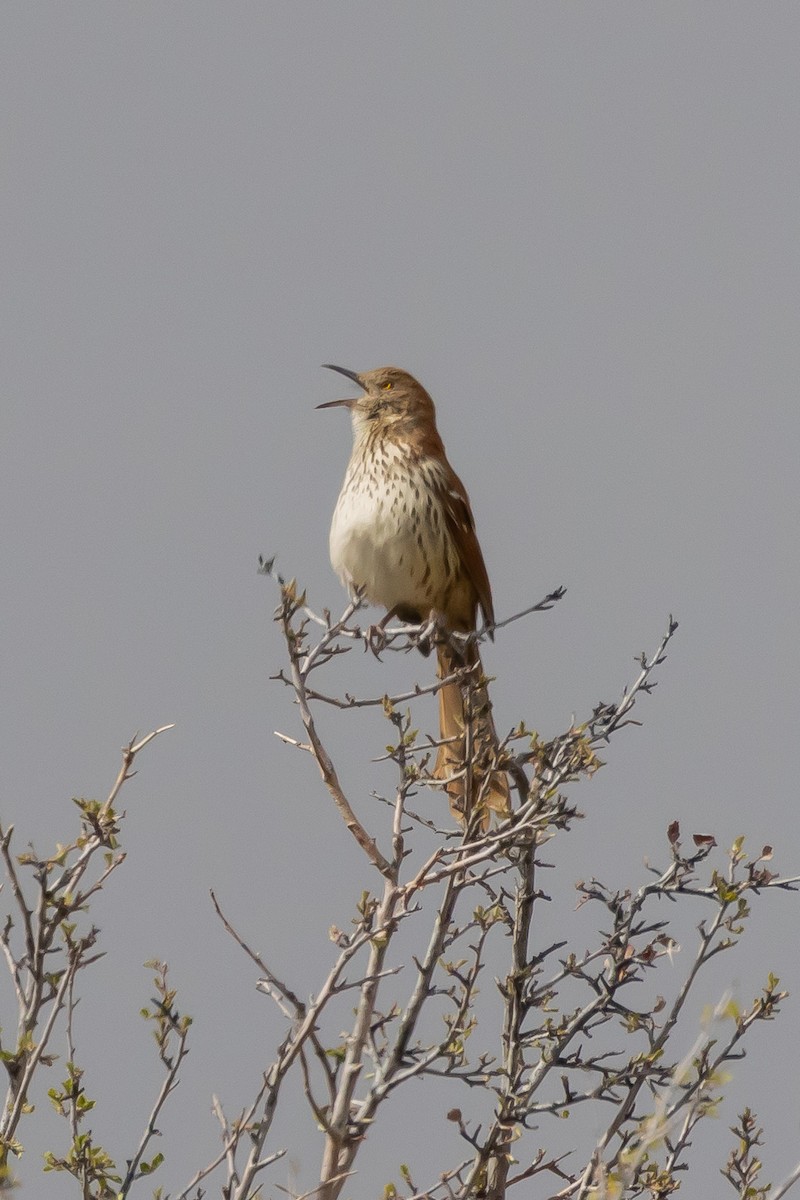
left=3, top=4, right=800, bottom=1195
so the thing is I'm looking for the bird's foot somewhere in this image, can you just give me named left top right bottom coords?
left=364, top=622, right=389, bottom=658
left=416, top=610, right=448, bottom=657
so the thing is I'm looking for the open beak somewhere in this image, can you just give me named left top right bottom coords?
left=316, top=397, right=355, bottom=410
left=322, top=364, right=363, bottom=387
left=316, top=363, right=364, bottom=410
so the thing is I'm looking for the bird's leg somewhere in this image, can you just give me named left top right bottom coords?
left=417, top=609, right=451, bottom=659
left=365, top=606, right=444, bottom=657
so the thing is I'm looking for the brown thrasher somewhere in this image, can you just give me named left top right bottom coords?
left=318, top=364, right=510, bottom=825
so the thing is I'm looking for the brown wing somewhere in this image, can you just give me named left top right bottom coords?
left=440, top=464, right=495, bottom=631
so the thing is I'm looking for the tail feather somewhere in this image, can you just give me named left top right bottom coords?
left=435, top=639, right=511, bottom=827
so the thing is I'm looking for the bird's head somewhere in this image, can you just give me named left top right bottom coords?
left=318, top=365, right=437, bottom=440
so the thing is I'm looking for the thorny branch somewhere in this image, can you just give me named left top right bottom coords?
left=3, top=563, right=799, bottom=1200
left=0, top=725, right=174, bottom=1189
left=206, top=566, right=798, bottom=1200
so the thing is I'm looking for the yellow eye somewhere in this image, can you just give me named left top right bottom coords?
left=382, top=381, right=393, bottom=391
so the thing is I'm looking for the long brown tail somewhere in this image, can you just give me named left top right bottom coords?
left=434, top=639, right=511, bottom=827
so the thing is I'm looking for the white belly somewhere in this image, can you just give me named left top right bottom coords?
left=328, top=449, right=449, bottom=616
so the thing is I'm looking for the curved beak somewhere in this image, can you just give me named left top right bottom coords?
left=316, top=397, right=355, bottom=410
left=317, top=364, right=364, bottom=410
left=322, top=364, right=363, bottom=388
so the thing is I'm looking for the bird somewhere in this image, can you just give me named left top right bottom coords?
left=318, top=364, right=510, bottom=826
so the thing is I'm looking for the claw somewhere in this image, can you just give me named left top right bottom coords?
left=365, top=623, right=388, bottom=657
left=417, top=610, right=448, bottom=658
